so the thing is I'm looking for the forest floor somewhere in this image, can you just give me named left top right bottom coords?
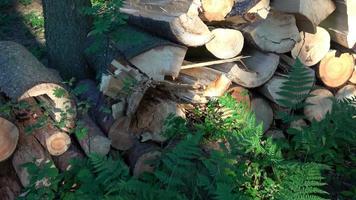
left=0, top=0, right=46, bottom=63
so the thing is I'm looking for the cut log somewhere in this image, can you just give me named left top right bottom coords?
left=52, top=144, right=84, bottom=171
left=228, top=0, right=262, bottom=17
left=241, top=12, right=300, bottom=53
left=251, top=94, right=273, bottom=133
left=132, top=98, right=185, bottom=142
left=0, top=174, right=21, bottom=200
left=228, top=86, right=251, bottom=107
left=246, top=0, right=270, bottom=19
left=0, top=118, right=19, bottom=162
left=304, top=89, right=334, bottom=122
left=335, top=84, right=356, bottom=102
left=318, top=50, right=354, bottom=88
left=271, top=0, right=335, bottom=33
left=321, top=0, right=356, bottom=51
left=211, top=48, right=279, bottom=88
left=200, top=0, right=234, bottom=21
left=18, top=98, right=71, bottom=156
left=108, top=117, right=135, bottom=151
left=76, top=114, right=111, bottom=156
left=177, top=67, right=232, bottom=102
left=87, top=25, right=187, bottom=81
left=349, top=66, right=356, bottom=84
left=205, top=28, right=244, bottom=59
left=0, top=41, right=76, bottom=131
left=121, top=0, right=213, bottom=47
left=76, top=80, right=115, bottom=135
left=126, top=142, right=161, bottom=177
left=291, top=27, right=331, bottom=67
left=12, top=125, right=52, bottom=187
left=258, top=68, right=315, bottom=106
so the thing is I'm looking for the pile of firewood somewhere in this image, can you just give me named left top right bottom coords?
left=1, top=0, right=356, bottom=198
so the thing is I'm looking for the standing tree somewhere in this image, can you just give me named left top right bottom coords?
left=42, top=0, right=92, bottom=79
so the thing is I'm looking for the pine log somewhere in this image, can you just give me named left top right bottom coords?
left=76, top=80, right=115, bottom=135
left=304, top=89, right=334, bottom=122
left=349, top=66, right=356, bottom=84
left=0, top=118, right=19, bottom=162
left=18, top=98, right=71, bottom=156
left=251, top=94, right=273, bottom=133
left=291, top=27, right=331, bottom=67
left=52, top=144, right=84, bottom=171
left=132, top=98, right=185, bottom=142
left=108, top=117, right=135, bottom=151
left=76, top=114, right=111, bottom=156
left=321, top=0, right=356, bottom=51
left=318, top=50, right=354, bottom=88
left=205, top=28, right=244, bottom=59
left=211, top=48, right=279, bottom=88
left=335, top=85, right=356, bottom=102
left=246, top=0, right=270, bottom=19
left=0, top=41, right=76, bottom=132
left=0, top=173, right=21, bottom=200
left=86, top=25, right=187, bottom=81
left=200, top=0, right=234, bottom=21
left=228, top=86, right=251, bottom=107
left=271, top=0, right=335, bottom=33
left=126, top=142, right=161, bottom=177
left=120, top=0, right=213, bottom=47
left=12, top=124, right=52, bottom=187
left=240, top=12, right=300, bottom=53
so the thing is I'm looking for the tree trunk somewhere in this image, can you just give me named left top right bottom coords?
left=42, top=0, right=92, bottom=79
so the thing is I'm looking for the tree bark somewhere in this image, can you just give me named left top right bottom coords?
left=42, top=0, right=92, bottom=79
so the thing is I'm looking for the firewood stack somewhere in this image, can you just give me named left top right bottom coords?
left=0, top=0, right=356, bottom=197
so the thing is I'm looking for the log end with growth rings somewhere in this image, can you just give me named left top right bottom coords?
left=46, top=132, right=71, bottom=156
left=0, top=118, right=19, bottom=162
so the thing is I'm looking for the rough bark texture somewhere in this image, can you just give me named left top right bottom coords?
left=42, top=0, right=92, bottom=79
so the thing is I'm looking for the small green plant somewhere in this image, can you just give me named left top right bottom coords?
left=19, top=0, right=32, bottom=6
left=23, top=11, right=44, bottom=31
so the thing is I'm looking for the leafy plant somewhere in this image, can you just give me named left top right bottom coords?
left=23, top=11, right=44, bottom=31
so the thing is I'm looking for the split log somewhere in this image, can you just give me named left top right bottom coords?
left=0, top=41, right=76, bottom=131
left=318, top=50, right=354, bottom=88
left=19, top=98, right=71, bottom=156
left=240, top=12, right=300, bottom=53
left=126, top=142, right=161, bottom=177
left=76, top=80, right=115, bottom=134
left=86, top=25, right=187, bottom=81
left=0, top=174, right=21, bottom=200
left=335, top=85, right=356, bottom=102
left=108, top=117, right=135, bottom=151
left=211, top=48, right=279, bottom=88
left=52, top=144, right=84, bottom=171
left=291, top=27, right=331, bottom=67
left=271, top=0, right=335, bottom=33
left=0, top=118, right=19, bottom=162
left=121, top=0, right=213, bottom=47
left=189, top=28, right=244, bottom=59
left=132, top=98, right=185, bottom=142
left=251, top=94, right=273, bottom=133
left=321, top=0, right=356, bottom=51
left=304, top=89, right=334, bottom=122
left=76, top=114, right=111, bottom=156
left=200, top=0, right=234, bottom=21
left=12, top=125, right=52, bottom=187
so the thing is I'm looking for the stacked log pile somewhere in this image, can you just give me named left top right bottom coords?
left=1, top=0, right=356, bottom=198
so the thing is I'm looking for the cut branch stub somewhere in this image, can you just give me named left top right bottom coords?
left=0, top=41, right=76, bottom=132
left=211, top=49, right=279, bottom=88
left=0, top=118, right=19, bottom=162
left=318, top=50, right=355, bottom=88
left=291, top=27, right=331, bottom=67
left=304, top=89, right=334, bottom=122
left=121, top=0, right=213, bottom=46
